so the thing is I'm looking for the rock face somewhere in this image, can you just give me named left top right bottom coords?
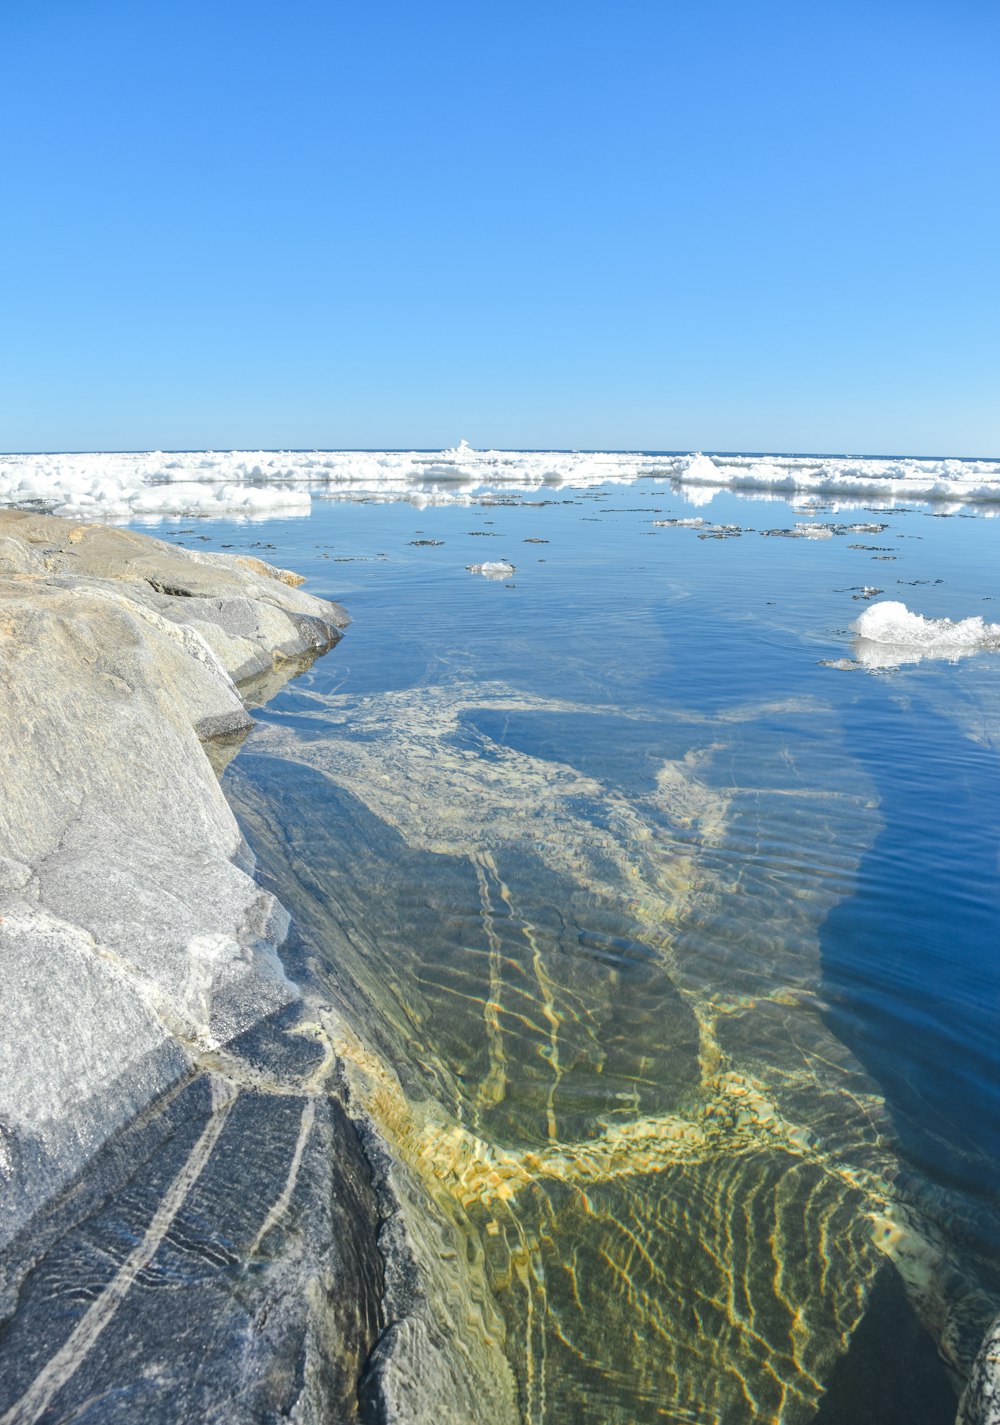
left=0, top=512, right=522, bottom=1425
left=0, top=512, right=348, bottom=1252
left=0, top=512, right=347, bottom=718
left=0, top=514, right=365, bottom=1419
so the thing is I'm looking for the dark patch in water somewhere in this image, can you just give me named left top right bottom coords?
left=811, top=1265, right=955, bottom=1425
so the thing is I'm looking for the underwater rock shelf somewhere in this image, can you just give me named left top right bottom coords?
left=0, top=513, right=517, bottom=1424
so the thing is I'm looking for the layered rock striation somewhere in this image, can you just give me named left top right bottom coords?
left=0, top=512, right=520, bottom=1425
left=0, top=511, right=349, bottom=1250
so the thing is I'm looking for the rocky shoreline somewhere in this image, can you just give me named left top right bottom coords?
left=0, top=509, right=996, bottom=1425
left=0, top=511, right=516, bottom=1424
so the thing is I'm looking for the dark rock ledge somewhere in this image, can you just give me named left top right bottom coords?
left=0, top=512, right=517, bottom=1424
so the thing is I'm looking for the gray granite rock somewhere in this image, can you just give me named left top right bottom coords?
left=0, top=512, right=523, bottom=1424
left=961, top=1315, right=1000, bottom=1425
left=0, top=510, right=347, bottom=693
left=0, top=1065, right=387, bottom=1425
left=0, top=513, right=346, bottom=1249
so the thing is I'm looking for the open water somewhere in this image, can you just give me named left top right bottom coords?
left=154, top=480, right=1000, bottom=1424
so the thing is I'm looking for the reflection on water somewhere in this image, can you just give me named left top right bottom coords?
left=212, top=489, right=1000, bottom=1423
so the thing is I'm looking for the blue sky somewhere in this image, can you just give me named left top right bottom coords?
left=1, top=0, right=997, bottom=454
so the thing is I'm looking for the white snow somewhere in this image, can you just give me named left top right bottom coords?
left=852, top=600, right=1000, bottom=668
left=2, top=443, right=1000, bottom=522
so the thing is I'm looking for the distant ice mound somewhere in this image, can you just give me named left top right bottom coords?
left=467, top=560, right=515, bottom=579
left=675, top=452, right=1000, bottom=510
left=852, top=600, right=1000, bottom=669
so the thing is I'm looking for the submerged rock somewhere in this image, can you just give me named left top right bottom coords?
left=226, top=678, right=1000, bottom=1425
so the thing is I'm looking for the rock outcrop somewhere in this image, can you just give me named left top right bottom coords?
left=0, top=511, right=346, bottom=1252
left=0, top=512, right=524, bottom=1425
left=961, top=1316, right=1000, bottom=1425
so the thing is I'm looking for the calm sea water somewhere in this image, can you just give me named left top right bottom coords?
left=150, top=484, right=1000, bottom=1424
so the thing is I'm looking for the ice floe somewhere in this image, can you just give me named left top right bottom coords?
left=467, top=560, right=516, bottom=579
left=852, top=600, right=1000, bottom=668
left=673, top=452, right=1000, bottom=511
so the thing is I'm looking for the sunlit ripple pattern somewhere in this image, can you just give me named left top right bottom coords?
left=226, top=667, right=997, bottom=1424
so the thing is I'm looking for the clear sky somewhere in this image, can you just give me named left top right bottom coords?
left=1, top=0, right=997, bottom=455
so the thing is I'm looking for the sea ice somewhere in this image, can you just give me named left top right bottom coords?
left=675, top=452, right=1000, bottom=510
left=852, top=600, right=1000, bottom=668
left=467, top=561, right=515, bottom=579
left=3, top=443, right=1000, bottom=522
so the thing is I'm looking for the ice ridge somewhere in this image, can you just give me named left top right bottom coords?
left=3, top=446, right=1000, bottom=522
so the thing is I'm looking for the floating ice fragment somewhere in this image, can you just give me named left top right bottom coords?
left=851, top=600, right=1000, bottom=668
left=761, top=523, right=834, bottom=539
left=466, top=560, right=516, bottom=579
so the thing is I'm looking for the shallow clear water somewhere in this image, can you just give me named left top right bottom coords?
left=153, top=486, right=1000, bottom=1423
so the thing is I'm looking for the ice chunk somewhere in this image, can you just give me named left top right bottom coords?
left=467, top=560, right=515, bottom=579
left=851, top=600, right=1000, bottom=668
